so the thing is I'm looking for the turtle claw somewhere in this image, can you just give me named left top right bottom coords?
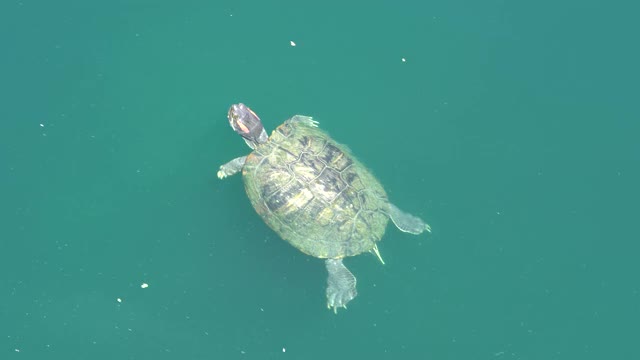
left=217, top=167, right=233, bottom=179
left=289, top=115, right=319, bottom=128
left=327, top=296, right=351, bottom=314
left=217, top=156, right=247, bottom=179
left=325, top=258, right=357, bottom=313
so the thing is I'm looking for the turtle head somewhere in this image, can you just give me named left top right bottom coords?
left=227, top=103, right=268, bottom=149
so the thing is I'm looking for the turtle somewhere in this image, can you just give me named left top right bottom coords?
left=218, top=103, right=431, bottom=312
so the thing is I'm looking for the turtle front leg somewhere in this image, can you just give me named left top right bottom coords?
left=217, top=156, right=247, bottom=179
left=287, top=115, right=319, bottom=128
left=325, top=259, right=357, bottom=313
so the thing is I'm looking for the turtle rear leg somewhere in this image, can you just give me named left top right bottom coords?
left=325, top=259, right=357, bottom=313
left=388, top=203, right=431, bottom=234
left=217, top=156, right=247, bottom=179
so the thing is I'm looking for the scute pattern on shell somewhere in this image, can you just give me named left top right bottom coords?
left=242, top=119, right=390, bottom=259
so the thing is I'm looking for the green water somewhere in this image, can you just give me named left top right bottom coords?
left=2, top=0, right=638, bottom=359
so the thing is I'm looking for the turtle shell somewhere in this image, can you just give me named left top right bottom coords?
left=242, top=118, right=390, bottom=259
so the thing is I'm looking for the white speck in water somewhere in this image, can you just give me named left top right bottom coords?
left=141, top=283, right=149, bottom=289
left=290, top=40, right=296, bottom=47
